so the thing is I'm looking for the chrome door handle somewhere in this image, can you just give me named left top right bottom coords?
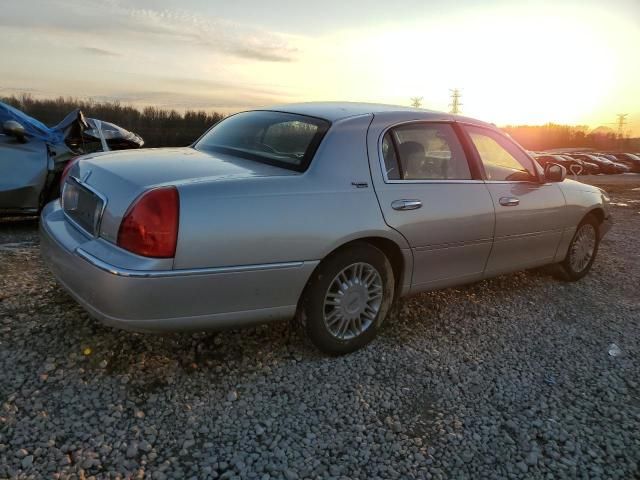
left=391, top=199, right=422, bottom=211
left=499, top=197, right=520, bottom=206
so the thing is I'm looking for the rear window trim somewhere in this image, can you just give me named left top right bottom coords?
left=194, top=110, right=332, bottom=173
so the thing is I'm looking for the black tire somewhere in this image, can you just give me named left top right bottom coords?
left=299, top=242, right=395, bottom=355
left=557, top=214, right=600, bottom=282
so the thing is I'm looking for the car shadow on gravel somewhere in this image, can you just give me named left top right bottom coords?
left=0, top=216, right=39, bottom=243
left=32, top=285, right=316, bottom=390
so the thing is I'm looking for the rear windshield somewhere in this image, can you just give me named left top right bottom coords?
left=195, top=111, right=330, bottom=171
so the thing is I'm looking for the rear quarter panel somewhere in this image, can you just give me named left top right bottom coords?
left=173, top=114, right=410, bottom=270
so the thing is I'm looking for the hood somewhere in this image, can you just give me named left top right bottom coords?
left=0, top=101, right=66, bottom=144
left=0, top=102, right=144, bottom=152
left=83, top=118, right=144, bottom=149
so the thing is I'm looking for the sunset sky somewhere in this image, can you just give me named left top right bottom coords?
left=1, top=0, right=639, bottom=134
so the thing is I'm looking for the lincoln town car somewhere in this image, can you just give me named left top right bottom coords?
left=40, top=103, right=612, bottom=354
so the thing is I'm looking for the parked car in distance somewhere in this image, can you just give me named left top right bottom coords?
left=590, top=154, right=629, bottom=173
left=569, top=154, right=620, bottom=174
left=40, top=103, right=612, bottom=354
left=535, top=154, right=577, bottom=173
left=606, top=153, right=640, bottom=173
left=534, top=154, right=592, bottom=175
left=580, top=160, right=601, bottom=175
left=0, top=102, right=143, bottom=216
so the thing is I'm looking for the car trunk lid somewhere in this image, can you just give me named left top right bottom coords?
left=65, top=147, right=297, bottom=242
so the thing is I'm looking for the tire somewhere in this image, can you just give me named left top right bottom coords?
left=558, top=214, right=600, bottom=281
left=299, top=242, right=395, bottom=355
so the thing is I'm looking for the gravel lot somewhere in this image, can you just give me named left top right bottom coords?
left=1, top=176, right=639, bottom=479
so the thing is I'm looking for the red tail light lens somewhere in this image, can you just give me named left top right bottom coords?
left=117, top=187, right=179, bottom=258
left=60, top=157, right=79, bottom=190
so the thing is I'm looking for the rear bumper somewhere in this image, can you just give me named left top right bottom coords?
left=40, top=201, right=316, bottom=332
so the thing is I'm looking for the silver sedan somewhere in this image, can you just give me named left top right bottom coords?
left=40, top=102, right=612, bottom=354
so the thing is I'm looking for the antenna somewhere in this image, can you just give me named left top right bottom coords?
left=449, top=89, right=462, bottom=114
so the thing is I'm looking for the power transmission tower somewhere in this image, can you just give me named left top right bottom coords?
left=449, top=88, right=462, bottom=114
left=615, top=113, right=628, bottom=139
left=410, top=96, right=423, bottom=108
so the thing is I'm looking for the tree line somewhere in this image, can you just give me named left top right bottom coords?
left=3, top=94, right=638, bottom=152
left=502, top=123, right=639, bottom=152
left=1, top=95, right=225, bottom=148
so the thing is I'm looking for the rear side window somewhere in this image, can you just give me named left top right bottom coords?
left=382, top=123, right=471, bottom=180
left=464, top=125, right=537, bottom=181
left=195, top=111, right=330, bottom=171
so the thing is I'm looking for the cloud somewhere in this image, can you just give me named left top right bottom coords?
left=0, top=0, right=299, bottom=63
left=129, top=8, right=298, bottom=62
left=80, top=46, right=120, bottom=57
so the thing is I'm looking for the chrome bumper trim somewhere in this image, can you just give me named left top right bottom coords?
left=75, top=248, right=304, bottom=278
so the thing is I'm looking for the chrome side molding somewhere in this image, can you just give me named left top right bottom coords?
left=75, top=248, right=304, bottom=278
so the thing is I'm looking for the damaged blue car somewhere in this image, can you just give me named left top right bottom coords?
left=0, top=102, right=143, bottom=216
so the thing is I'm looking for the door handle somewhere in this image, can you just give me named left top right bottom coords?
left=391, top=199, right=422, bottom=211
left=499, top=197, right=520, bottom=206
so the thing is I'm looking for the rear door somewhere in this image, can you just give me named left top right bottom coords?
left=367, top=117, right=495, bottom=292
left=460, top=124, right=566, bottom=275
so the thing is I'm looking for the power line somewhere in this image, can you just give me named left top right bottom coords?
left=449, top=89, right=462, bottom=114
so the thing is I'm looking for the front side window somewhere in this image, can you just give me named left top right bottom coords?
left=464, top=125, right=537, bottom=181
left=195, top=111, right=330, bottom=171
left=383, top=123, right=471, bottom=180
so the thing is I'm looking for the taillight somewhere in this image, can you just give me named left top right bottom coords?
left=117, top=187, right=179, bottom=258
left=60, top=157, right=79, bottom=190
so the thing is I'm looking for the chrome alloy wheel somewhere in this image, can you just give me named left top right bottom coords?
left=570, top=223, right=596, bottom=272
left=323, top=262, right=383, bottom=340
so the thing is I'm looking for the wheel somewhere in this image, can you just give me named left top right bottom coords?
left=558, top=214, right=600, bottom=281
left=299, top=242, right=395, bottom=355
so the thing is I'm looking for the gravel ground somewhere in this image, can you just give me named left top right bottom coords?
left=1, top=177, right=639, bottom=479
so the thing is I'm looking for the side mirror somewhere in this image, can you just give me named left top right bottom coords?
left=3, top=120, right=26, bottom=142
left=545, top=163, right=566, bottom=182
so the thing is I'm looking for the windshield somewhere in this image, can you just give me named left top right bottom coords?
left=195, top=110, right=330, bottom=171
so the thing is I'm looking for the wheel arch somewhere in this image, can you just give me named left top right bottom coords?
left=351, top=236, right=406, bottom=300
left=585, top=207, right=605, bottom=225
left=298, top=235, right=411, bottom=311
left=554, top=205, right=606, bottom=263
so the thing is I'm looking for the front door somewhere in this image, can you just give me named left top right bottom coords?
left=367, top=118, right=495, bottom=292
left=461, top=124, right=566, bottom=275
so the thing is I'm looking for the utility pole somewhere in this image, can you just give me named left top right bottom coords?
left=449, top=88, right=462, bottom=114
left=410, top=96, right=423, bottom=108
